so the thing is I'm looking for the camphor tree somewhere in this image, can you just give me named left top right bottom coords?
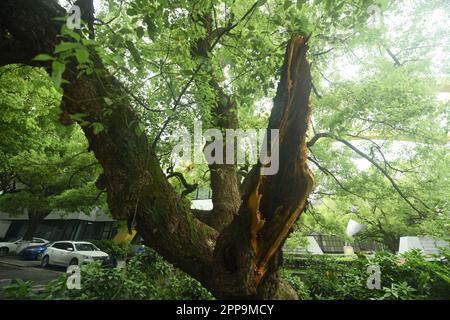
left=295, top=0, right=449, bottom=251
left=0, top=0, right=447, bottom=299
left=0, top=66, right=103, bottom=240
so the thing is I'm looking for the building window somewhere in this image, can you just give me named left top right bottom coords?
left=314, top=235, right=345, bottom=253
left=195, top=188, right=211, bottom=200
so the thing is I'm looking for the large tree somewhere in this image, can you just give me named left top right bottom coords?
left=0, top=0, right=446, bottom=299
left=0, top=66, right=102, bottom=240
left=294, top=0, right=449, bottom=252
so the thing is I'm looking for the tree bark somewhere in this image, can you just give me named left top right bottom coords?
left=209, top=36, right=314, bottom=298
left=22, top=211, right=46, bottom=240
left=0, top=0, right=216, bottom=284
left=190, top=13, right=242, bottom=232
left=204, top=86, right=242, bottom=232
left=0, top=0, right=314, bottom=299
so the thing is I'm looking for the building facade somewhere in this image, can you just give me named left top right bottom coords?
left=0, top=209, right=119, bottom=242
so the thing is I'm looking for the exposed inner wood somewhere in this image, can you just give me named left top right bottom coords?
left=246, top=36, right=315, bottom=286
left=0, top=0, right=315, bottom=299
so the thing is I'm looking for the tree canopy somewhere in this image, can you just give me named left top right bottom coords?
left=0, top=0, right=448, bottom=299
left=0, top=65, right=103, bottom=239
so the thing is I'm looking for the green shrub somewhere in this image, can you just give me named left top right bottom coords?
left=281, top=269, right=311, bottom=300
left=90, top=239, right=131, bottom=260
left=0, top=279, right=37, bottom=300
left=378, top=282, right=418, bottom=300
left=13, top=248, right=214, bottom=300
left=283, top=248, right=450, bottom=300
left=2, top=247, right=448, bottom=300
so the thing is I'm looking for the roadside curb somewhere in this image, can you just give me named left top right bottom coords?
left=0, top=279, right=12, bottom=287
left=0, top=258, right=30, bottom=268
left=0, top=259, right=62, bottom=275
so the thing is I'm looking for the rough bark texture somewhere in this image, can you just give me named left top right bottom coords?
left=206, top=85, right=241, bottom=232
left=191, top=13, right=241, bottom=232
left=0, top=0, right=314, bottom=299
left=210, top=37, right=314, bottom=298
left=23, top=211, right=47, bottom=241
left=0, top=0, right=216, bottom=284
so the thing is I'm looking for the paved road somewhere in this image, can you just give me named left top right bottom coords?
left=0, top=257, right=64, bottom=286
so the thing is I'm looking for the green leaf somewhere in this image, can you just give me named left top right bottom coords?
left=144, top=16, right=157, bottom=40
left=54, top=42, right=83, bottom=54
left=33, top=54, right=55, bottom=62
left=62, top=28, right=81, bottom=42
left=257, top=0, right=268, bottom=7
left=126, top=41, right=142, bottom=64
left=91, top=122, right=105, bottom=135
left=51, top=17, right=68, bottom=22
left=81, top=38, right=96, bottom=46
left=70, top=113, right=88, bottom=122
left=75, top=49, right=89, bottom=64
left=103, top=97, right=113, bottom=106
left=284, top=0, right=292, bottom=10
left=297, top=0, right=306, bottom=9
left=70, top=113, right=90, bottom=126
left=51, top=61, right=66, bottom=87
left=135, top=122, right=145, bottom=137
left=126, top=8, right=138, bottom=16
left=118, top=27, right=133, bottom=35
left=136, top=26, right=144, bottom=39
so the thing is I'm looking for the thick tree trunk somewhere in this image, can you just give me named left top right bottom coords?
left=191, top=13, right=242, bottom=232
left=0, top=0, right=314, bottom=299
left=0, top=0, right=216, bottom=284
left=210, top=37, right=314, bottom=298
left=205, top=91, right=241, bottom=232
left=22, top=211, right=45, bottom=240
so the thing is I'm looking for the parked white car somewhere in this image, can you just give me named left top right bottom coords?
left=0, top=237, right=49, bottom=256
left=41, top=241, right=109, bottom=267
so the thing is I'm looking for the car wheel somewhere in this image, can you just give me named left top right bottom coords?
left=41, top=255, right=49, bottom=268
left=0, top=247, right=8, bottom=257
left=69, top=258, right=78, bottom=266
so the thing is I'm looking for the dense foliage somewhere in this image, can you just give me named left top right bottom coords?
left=0, top=66, right=104, bottom=238
left=286, top=0, right=450, bottom=250
left=0, top=248, right=213, bottom=300
left=284, top=249, right=450, bottom=300
left=2, top=248, right=449, bottom=300
left=0, top=0, right=448, bottom=299
left=90, top=239, right=132, bottom=260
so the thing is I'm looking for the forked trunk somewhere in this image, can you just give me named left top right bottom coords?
left=0, top=0, right=314, bottom=299
left=22, top=212, right=45, bottom=241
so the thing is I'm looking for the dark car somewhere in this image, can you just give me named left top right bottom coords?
left=18, top=243, right=52, bottom=260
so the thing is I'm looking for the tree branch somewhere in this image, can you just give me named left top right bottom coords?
left=166, top=170, right=198, bottom=198
left=307, top=132, right=430, bottom=216
left=0, top=0, right=217, bottom=290
left=384, top=47, right=402, bottom=66
left=151, top=1, right=260, bottom=148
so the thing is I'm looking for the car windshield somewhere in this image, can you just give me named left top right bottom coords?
left=75, top=243, right=98, bottom=251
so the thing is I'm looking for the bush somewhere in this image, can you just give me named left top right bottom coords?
left=0, top=279, right=37, bottom=300
left=90, top=240, right=131, bottom=260
left=0, top=248, right=213, bottom=300
left=2, top=247, right=448, bottom=300
left=281, top=269, right=311, bottom=300
left=283, top=249, right=450, bottom=300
